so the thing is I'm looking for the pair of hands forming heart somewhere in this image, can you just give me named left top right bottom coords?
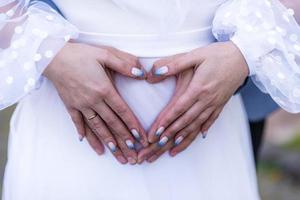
left=44, top=41, right=249, bottom=165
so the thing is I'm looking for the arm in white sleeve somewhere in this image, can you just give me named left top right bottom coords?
left=212, top=0, right=300, bottom=113
left=0, top=0, right=78, bottom=110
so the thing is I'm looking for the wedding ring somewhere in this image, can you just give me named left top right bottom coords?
left=87, top=113, right=97, bottom=120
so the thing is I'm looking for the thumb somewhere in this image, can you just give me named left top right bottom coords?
left=148, top=52, right=200, bottom=83
left=99, top=50, right=146, bottom=79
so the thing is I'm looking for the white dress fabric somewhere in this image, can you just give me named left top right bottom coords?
left=0, top=0, right=299, bottom=199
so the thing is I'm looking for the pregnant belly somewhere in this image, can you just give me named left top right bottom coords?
left=114, top=57, right=176, bottom=131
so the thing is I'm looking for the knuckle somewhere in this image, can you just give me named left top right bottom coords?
left=95, top=85, right=111, bottom=98
left=116, top=106, right=128, bottom=117
left=91, top=119, right=103, bottom=130
left=169, top=123, right=181, bottom=134
left=199, top=85, right=212, bottom=96
left=170, top=61, right=179, bottom=70
left=173, top=106, right=183, bottom=117
left=100, top=49, right=110, bottom=62
left=198, top=114, right=208, bottom=123
left=130, top=57, right=139, bottom=67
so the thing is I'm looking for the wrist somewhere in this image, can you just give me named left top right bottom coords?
left=43, top=42, right=72, bottom=80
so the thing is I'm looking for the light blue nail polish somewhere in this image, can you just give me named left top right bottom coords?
left=154, top=66, right=168, bottom=76
left=175, top=136, right=184, bottom=146
left=131, top=67, right=144, bottom=77
left=126, top=140, right=135, bottom=150
left=158, top=136, right=168, bottom=147
left=108, top=142, right=116, bottom=152
left=79, top=135, right=84, bottom=142
left=202, top=131, right=207, bottom=139
left=131, top=129, right=141, bottom=141
left=155, top=126, right=165, bottom=137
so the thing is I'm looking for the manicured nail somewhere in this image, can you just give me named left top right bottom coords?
left=202, top=131, right=208, bottom=139
left=79, top=135, right=84, bottom=142
left=155, top=126, right=165, bottom=137
left=117, top=155, right=127, bottom=164
left=131, top=129, right=141, bottom=140
left=154, top=66, right=168, bottom=76
left=126, top=140, right=135, bottom=150
left=128, top=157, right=137, bottom=165
left=158, top=136, right=168, bottom=147
left=175, top=136, right=184, bottom=146
left=131, top=67, right=144, bottom=77
left=108, top=142, right=116, bottom=152
left=95, top=148, right=104, bottom=155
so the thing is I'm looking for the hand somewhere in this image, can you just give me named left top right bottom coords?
left=44, top=42, right=148, bottom=165
left=138, top=62, right=194, bottom=163
left=139, top=41, right=249, bottom=163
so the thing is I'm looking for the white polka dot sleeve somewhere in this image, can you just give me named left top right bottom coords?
left=212, top=0, right=300, bottom=113
left=0, top=0, right=78, bottom=110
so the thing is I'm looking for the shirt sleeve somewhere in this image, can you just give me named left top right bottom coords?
left=0, top=0, right=78, bottom=110
left=212, top=0, right=300, bottom=113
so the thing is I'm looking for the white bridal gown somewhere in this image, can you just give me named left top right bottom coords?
left=1, top=0, right=300, bottom=200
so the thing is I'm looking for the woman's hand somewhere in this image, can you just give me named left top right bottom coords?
left=43, top=42, right=148, bottom=165
left=138, top=41, right=249, bottom=163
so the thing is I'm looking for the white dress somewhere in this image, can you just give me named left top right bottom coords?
left=0, top=0, right=300, bottom=200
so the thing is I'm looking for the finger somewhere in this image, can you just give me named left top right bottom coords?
left=170, top=107, right=214, bottom=148
left=81, top=109, right=127, bottom=164
left=105, top=47, right=142, bottom=68
left=147, top=53, right=186, bottom=83
left=92, top=102, right=136, bottom=150
left=158, top=105, right=214, bottom=147
left=114, top=134, right=137, bottom=165
left=104, top=91, right=148, bottom=147
left=84, top=125, right=105, bottom=155
left=148, top=88, right=197, bottom=143
left=150, top=49, right=205, bottom=81
left=68, top=108, right=86, bottom=141
left=97, top=48, right=145, bottom=79
left=169, top=129, right=199, bottom=157
left=137, top=143, right=159, bottom=164
left=201, top=106, right=223, bottom=134
left=147, top=70, right=194, bottom=143
left=147, top=140, right=173, bottom=163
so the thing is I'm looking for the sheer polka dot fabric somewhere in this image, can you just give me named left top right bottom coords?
left=213, top=0, right=300, bottom=112
left=0, top=0, right=78, bottom=109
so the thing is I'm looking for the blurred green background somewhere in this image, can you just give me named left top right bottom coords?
left=0, top=106, right=300, bottom=199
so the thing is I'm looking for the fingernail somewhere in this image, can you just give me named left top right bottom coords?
left=175, top=136, right=184, bottom=146
left=108, top=142, right=116, bottom=152
left=147, top=155, right=157, bottom=163
left=79, top=135, right=84, bottom=142
left=128, top=157, right=137, bottom=165
left=117, top=155, right=127, bottom=164
left=170, top=151, right=177, bottom=157
left=137, top=158, right=143, bottom=164
left=202, top=131, right=208, bottom=139
left=125, top=140, right=135, bottom=150
left=154, top=66, right=168, bottom=76
left=96, top=148, right=104, bottom=155
left=158, top=136, right=168, bottom=147
left=131, top=129, right=141, bottom=140
left=155, top=126, right=165, bottom=137
left=131, top=67, right=144, bottom=77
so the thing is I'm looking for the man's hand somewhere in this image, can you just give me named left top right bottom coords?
left=44, top=43, right=148, bottom=165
